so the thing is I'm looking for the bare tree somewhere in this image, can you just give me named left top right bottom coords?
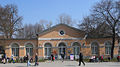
left=91, top=0, right=120, bottom=58
left=57, top=13, right=75, bottom=26
left=0, top=4, right=22, bottom=38
left=16, top=19, right=53, bottom=38
left=78, top=16, right=98, bottom=33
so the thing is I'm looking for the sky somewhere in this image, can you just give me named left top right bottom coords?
left=0, top=0, right=100, bottom=26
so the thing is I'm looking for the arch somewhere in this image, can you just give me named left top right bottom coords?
left=24, top=41, right=35, bottom=47
left=9, top=42, right=20, bottom=47
left=104, top=41, right=112, bottom=55
left=11, top=43, right=19, bottom=56
left=44, top=42, right=52, bottom=58
left=72, top=42, right=81, bottom=59
left=57, top=41, right=67, bottom=47
left=104, top=41, right=112, bottom=46
left=43, top=41, right=53, bottom=47
left=90, top=41, right=100, bottom=47
left=25, top=42, right=34, bottom=56
left=58, top=42, right=67, bottom=56
left=91, top=41, right=99, bottom=55
left=71, top=42, right=81, bottom=46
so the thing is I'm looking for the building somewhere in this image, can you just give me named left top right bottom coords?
left=0, top=24, right=120, bottom=59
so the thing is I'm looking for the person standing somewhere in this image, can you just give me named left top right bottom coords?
left=11, top=54, right=15, bottom=63
left=61, top=52, right=65, bottom=62
left=79, top=52, right=85, bottom=66
left=3, top=54, right=6, bottom=64
left=26, top=53, right=31, bottom=67
left=51, top=53, right=54, bottom=62
left=34, top=53, right=38, bottom=66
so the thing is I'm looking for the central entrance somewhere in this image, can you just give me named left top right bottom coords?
left=58, top=42, right=66, bottom=59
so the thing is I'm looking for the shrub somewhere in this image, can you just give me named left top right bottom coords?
left=38, top=58, right=46, bottom=62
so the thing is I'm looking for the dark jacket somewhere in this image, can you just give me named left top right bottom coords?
left=79, top=53, right=83, bottom=61
left=35, top=55, right=38, bottom=62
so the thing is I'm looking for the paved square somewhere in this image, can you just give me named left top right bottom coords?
left=0, top=61, right=120, bottom=67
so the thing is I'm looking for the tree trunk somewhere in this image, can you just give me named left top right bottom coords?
left=111, top=28, right=115, bottom=59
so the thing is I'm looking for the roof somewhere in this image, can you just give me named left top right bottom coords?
left=38, top=23, right=85, bottom=36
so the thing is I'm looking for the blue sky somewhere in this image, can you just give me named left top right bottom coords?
left=0, top=0, right=100, bottom=25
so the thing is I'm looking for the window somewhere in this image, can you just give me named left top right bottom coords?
left=44, top=43, right=52, bottom=57
left=91, top=42, right=99, bottom=55
left=59, top=30, right=65, bottom=36
left=25, top=43, right=33, bottom=56
left=105, top=42, right=112, bottom=55
left=58, top=43, right=66, bottom=55
left=73, top=42, right=80, bottom=55
left=11, top=43, right=19, bottom=56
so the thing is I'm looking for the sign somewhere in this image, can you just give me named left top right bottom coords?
left=70, top=54, right=74, bottom=60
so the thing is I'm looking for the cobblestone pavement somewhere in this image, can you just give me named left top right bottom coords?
left=0, top=61, right=120, bottom=67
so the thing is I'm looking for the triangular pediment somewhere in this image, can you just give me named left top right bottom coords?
left=38, top=24, right=85, bottom=39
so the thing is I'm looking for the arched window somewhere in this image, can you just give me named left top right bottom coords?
left=105, top=41, right=112, bottom=55
left=44, top=43, right=52, bottom=58
left=91, top=42, right=99, bottom=55
left=25, top=43, right=33, bottom=56
left=72, top=42, right=80, bottom=55
left=58, top=42, right=66, bottom=55
left=11, top=43, right=19, bottom=56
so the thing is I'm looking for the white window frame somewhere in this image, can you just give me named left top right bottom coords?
left=91, top=42, right=99, bottom=55
left=105, top=42, right=112, bottom=55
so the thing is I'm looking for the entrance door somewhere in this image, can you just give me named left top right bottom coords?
left=58, top=42, right=66, bottom=58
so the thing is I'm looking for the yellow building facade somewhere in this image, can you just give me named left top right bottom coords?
left=0, top=24, right=120, bottom=59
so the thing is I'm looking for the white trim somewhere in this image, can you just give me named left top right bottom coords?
left=20, top=46, right=25, bottom=48
left=38, top=38, right=83, bottom=40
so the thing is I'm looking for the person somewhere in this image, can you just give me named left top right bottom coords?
left=108, top=57, right=111, bottom=61
left=100, top=56, right=103, bottom=62
left=117, top=55, right=120, bottom=62
left=51, top=53, right=54, bottom=62
left=26, top=53, right=31, bottom=67
left=3, top=54, right=6, bottom=64
left=79, top=52, right=85, bottom=66
left=11, top=54, right=15, bottom=63
left=34, top=53, right=38, bottom=66
left=61, top=52, right=65, bottom=62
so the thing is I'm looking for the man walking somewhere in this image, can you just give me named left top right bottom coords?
left=79, top=52, right=85, bottom=66
left=34, top=53, right=38, bottom=66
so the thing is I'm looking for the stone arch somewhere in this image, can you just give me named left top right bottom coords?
left=44, top=42, right=52, bottom=59
left=10, top=42, right=19, bottom=56
left=24, top=41, right=35, bottom=47
left=91, top=41, right=99, bottom=55
left=104, top=41, right=112, bottom=55
left=72, top=42, right=81, bottom=59
left=9, top=42, right=20, bottom=47
left=57, top=41, right=67, bottom=47
left=24, top=42, right=34, bottom=56
left=43, top=41, right=53, bottom=47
